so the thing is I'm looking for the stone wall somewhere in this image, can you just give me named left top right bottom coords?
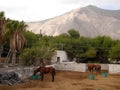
left=55, top=62, right=120, bottom=73
left=55, top=62, right=87, bottom=72
left=100, top=64, right=109, bottom=70
left=0, top=63, right=119, bottom=80
left=109, top=64, right=120, bottom=74
left=0, top=67, right=37, bottom=79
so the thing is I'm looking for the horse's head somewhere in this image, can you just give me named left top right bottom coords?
left=33, top=66, right=42, bottom=75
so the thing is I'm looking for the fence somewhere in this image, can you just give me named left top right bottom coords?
left=55, top=62, right=87, bottom=72
left=0, top=63, right=119, bottom=79
left=55, top=62, right=120, bottom=74
left=109, top=64, right=120, bottom=74
left=0, top=66, right=37, bottom=79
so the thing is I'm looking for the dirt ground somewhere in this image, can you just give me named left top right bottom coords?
left=0, top=70, right=120, bottom=90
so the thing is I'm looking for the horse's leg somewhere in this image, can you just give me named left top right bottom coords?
left=91, top=68, right=93, bottom=74
left=97, top=67, right=100, bottom=74
left=94, top=67, right=97, bottom=73
left=95, top=66, right=100, bottom=74
left=41, top=73, right=44, bottom=81
left=88, top=66, right=93, bottom=74
left=98, top=67, right=101, bottom=74
left=51, top=69, right=55, bottom=82
left=88, top=68, right=92, bottom=74
left=90, top=67, right=93, bottom=74
left=51, top=73, right=54, bottom=82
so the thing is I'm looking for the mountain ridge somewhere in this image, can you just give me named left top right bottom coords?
left=26, top=5, right=120, bottom=39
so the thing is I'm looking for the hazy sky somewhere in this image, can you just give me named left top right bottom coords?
left=0, top=0, right=120, bottom=22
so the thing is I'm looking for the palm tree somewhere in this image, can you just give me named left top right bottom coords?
left=0, top=11, right=6, bottom=58
left=6, top=20, right=27, bottom=65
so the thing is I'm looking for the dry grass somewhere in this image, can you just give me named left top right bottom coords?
left=0, top=71, right=120, bottom=90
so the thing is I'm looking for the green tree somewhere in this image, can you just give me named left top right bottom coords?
left=85, top=48, right=96, bottom=58
left=19, top=46, right=55, bottom=66
left=0, top=11, right=6, bottom=57
left=68, top=29, right=80, bottom=38
left=6, top=20, right=27, bottom=64
left=109, top=42, right=120, bottom=61
left=23, top=31, right=39, bottom=47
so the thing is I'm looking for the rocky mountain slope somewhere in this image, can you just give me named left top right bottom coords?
left=27, top=5, right=120, bottom=39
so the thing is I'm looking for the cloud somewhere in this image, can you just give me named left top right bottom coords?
left=60, top=0, right=81, bottom=4
left=59, top=0, right=120, bottom=9
left=0, top=6, right=26, bottom=13
left=0, top=0, right=120, bottom=22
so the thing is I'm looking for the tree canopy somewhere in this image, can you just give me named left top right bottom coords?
left=1, top=11, right=120, bottom=65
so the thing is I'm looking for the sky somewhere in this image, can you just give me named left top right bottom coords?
left=0, top=0, right=120, bottom=22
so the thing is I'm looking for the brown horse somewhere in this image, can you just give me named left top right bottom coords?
left=33, top=66, right=56, bottom=82
left=94, top=64, right=101, bottom=74
left=87, top=64, right=101, bottom=74
left=87, top=64, right=96, bottom=73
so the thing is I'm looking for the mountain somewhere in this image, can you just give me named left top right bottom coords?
left=26, top=5, right=120, bottom=39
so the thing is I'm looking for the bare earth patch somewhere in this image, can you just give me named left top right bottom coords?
left=0, top=71, right=120, bottom=90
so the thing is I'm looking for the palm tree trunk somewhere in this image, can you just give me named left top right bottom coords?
left=0, top=45, right=3, bottom=58
left=11, top=50, right=17, bottom=65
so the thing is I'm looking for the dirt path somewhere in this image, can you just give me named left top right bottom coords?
left=0, top=71, right=120, bottom=90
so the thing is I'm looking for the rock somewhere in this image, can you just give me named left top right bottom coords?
left=0, top=71, right=24, bottom=85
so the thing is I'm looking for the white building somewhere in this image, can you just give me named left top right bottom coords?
left=52, top=50, right=69, bottom=63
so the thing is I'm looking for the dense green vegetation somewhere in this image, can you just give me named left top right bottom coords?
left=1, top=11, right=120, bottom=66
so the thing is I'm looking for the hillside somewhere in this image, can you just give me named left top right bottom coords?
left=27, top=5, right=120, bottom=39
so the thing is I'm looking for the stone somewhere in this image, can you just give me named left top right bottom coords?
left=0, top=71, right=23, bottom=85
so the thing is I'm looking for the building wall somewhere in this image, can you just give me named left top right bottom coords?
left=100, top=64, right=109, bottom=70
left=55, top=63, right=120, bottom=73
left=56, top=62, right=87, bottom=72
left=52, top=50, right=69, bottom=63
left=109, top=64, right=120, bottom=74
left=0, top=63, right=119, bottom=79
